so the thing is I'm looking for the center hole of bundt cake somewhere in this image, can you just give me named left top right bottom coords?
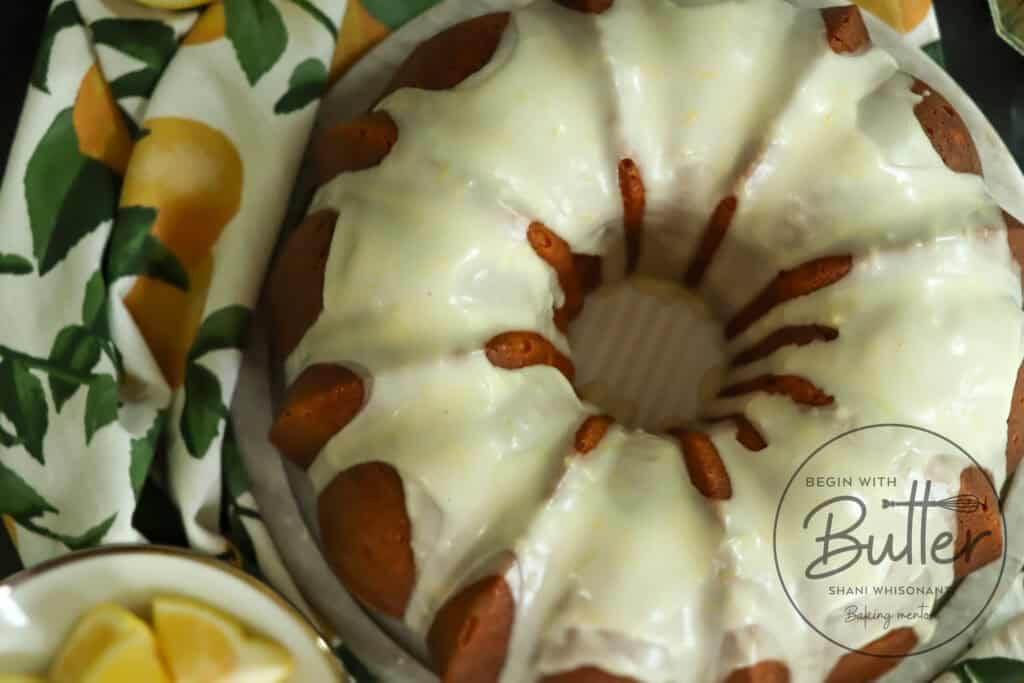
left=567, top=276, right=727, bottom=432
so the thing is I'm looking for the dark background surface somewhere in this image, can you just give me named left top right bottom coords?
left=0, top=1, right=1020, bottom=580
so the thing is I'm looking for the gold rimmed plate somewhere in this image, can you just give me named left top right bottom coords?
left=0, top=544, right=347, bottom=681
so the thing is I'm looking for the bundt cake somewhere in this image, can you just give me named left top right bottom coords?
left=267, top=1, right=1024, bottom=681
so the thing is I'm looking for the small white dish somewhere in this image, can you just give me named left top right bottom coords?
left=0, top=544, right=348, bottom=682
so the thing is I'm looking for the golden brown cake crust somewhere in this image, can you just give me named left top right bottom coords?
left=1003, top=211, right=1024, bottom=477
left=955, top=466, right=1004, bottom=577
left=618, top=158, right=646, bottom=273
left=725, top=255, right=854, bottom=340
left=724, top=660, right=791, bottom=683
left=318, top=462, right=416, bottom=618
left=672, top=429, right=733, bottom=500
left=428, top=575, right=516, bottom=683
left=269, top=364, right=364, bottom=468
left=821, top=6, right=870, bottom=54
left=384, top=13, right=511, bottom=97
left=529, top=222, right=586, bottom=332
left=486, top=331, right=576, bottom=383
left=705, top=414, right=768, bottom=452
left=685, top=196, right=738, bottom=289
left=719, top=374, right=835, bottom=407
left=824, top=628, right=917, bottom=683
left=575, top=414, right=615, bottom=454
left=912, top=79, right=983, bottom=176
left=313, top=111, right=399, bottom=186
left=731, top=325, right=839, bottom=367
left=268, top=209, right=338, bottom=358
left=553, top=0, right=615, bottom=13
left=541, top=667, right=639, bottom=683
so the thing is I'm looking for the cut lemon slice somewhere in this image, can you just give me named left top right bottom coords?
left=50, top=604, right=154, bottom=683
left=153, top=596, right=245, bottom=683
left=225, top=638, right=295, bottom=683
left=132, top=0, right=211, bottom=8
left=153, top=596, right=295, bottom=683
left=80, top=633, right=169, bottom=683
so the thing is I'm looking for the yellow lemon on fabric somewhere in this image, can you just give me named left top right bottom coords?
left=50, top=604, right=167, bottom=683
left=2, top=515, right=16, bottom=547
left=120, top=117, right=243, bottom=268
left=183, top=2, right=225, bottom=45
left=153, top=596, right=293, bottom=683
left=132, top=0, right=211, bottom=8
left=853, top=0, right=931, bottom=32
left=330, top=0, right=390, bottom=85
left=74, top=64, right=133, bottom=174
left=119, top=117, right=242, bottom=387
left=123, top=253, right=213, bottom=388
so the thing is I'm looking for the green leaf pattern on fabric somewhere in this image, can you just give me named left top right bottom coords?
left=0, top=426, right=18, bottom=448
left=0, top=254, right=33, bottom=275
left=0, top=459, right=58, bottom=519
left=89, top=18, right=178, bottom=87
left=275, top=58, right=328, bottom=114
left=361, top=0, right=443, bottom=29
left=180, top=305, right=251, bottom=458
left=922, top=39, right=946, bottom=68
left=130, top=411, right=166, bottom=501
left=20, top=512, right=118, bottom=551
left=225, top=0, right=289, bottom=85
left=109, top=69, right=163, bottom=101
left=221, top=417, right=250, bottom=501
left=189, top=305, right=253, bottom=361
left=24, top=109, right=119, bottom=275
left=31, top=1, right=82, bottom=95
left=82, top=271, right=107, bottom=330
left=84, top=374, right=119, bottom=444
left=181, top=363, right=228, bottom=458
left=0, top=357, right=50, bottom=465
left=47, top=325, right=102, bottom=412
left=949, top=656, right=1024, bottom=682
left=106, top=206, right=189, bottom=290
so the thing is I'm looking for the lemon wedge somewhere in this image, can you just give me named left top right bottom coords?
left=132, top=0, right=211, bottom=8
left=79, top=633, right=169, bottom=683
left=153, top=596, right=293, bottom=683
left=50, top=604, right=163, bottom=683
left=226, top=638, right=295, bottom=683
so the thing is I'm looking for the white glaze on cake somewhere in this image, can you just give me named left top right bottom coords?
left=290, top=0, right=1024, bottom=680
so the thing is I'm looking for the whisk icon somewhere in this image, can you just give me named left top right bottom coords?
left=882, top=494, right=985, bottom=514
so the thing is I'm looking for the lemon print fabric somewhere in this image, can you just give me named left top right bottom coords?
left=119, top=117, right=243, bottom=389
left=184, top=3, right=226, bottom=46
left=0, top=0, right=345, bottom=590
